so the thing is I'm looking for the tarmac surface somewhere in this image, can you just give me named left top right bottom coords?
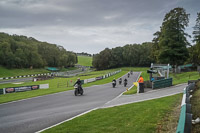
left=101, top=83, right=187, bottom=108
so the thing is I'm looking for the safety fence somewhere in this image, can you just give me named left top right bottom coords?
left=176, top=82, right=196, bottom=133
left=0, top=73, right=53, bottom=80
left=57, top=69, right=121, bottom=88
left=152, top=78, right=173, bottom=89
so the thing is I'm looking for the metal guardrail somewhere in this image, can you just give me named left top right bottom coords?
left=176, top=83, right=195, bottom=133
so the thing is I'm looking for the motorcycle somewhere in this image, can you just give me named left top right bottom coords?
left=130, top=71, right=133, bottom=75
left=124, top=81, right=127, bottom=87
left=112, top=81, right=116, bottom=88
left=119, top=80, right=122, bottom=85
left=128, top=73, right=130, bottom=78
left=74, top=84, right=83, bottom=96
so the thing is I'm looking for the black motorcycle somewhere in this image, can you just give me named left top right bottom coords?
left=130, top=71, right=133, bottom=75
left=119, top=78, right=122, bottom=85
left=74, top=84, right=83, bottom=96
left=128, top=73, right=130, bottom=78
left=124, top=79, right=127, bottom=87
left=112, top=81, right=116, bottom=88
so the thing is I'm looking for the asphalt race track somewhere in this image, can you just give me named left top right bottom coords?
left=0, top=72, right=140, bottom=133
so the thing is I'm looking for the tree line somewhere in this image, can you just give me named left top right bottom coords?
left=92, top=43, right=153, bottom=70
left=93, top=7, right=200, bottom=70
left=0, top=33, right=77, bottom=68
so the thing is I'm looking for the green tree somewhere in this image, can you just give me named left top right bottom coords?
left=92, top=48, right=112, bottom=70
left=151, top=31, right=161, bottom=62
left=110, top=47, right=124, bottom=68
left=139, top=42, right=153, bottom=66
left=158, top=7, right=190, bottom=67
left=191, top=12, right=200, bottom=65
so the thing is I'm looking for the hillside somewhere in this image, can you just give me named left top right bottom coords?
left=77, top=56, right=92, bottom=66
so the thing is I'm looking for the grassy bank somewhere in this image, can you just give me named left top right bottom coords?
left=0, top=66, right=78, bottom=78
left=170, top=71, right=200, bottom=85
left=43, top=94, right=182, bottom=133
left=0, top=66, right=49, bottom=77
left=77, top=56, right=92, bottom=66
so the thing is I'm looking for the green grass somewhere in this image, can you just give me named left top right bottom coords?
left=170, top=71, right=200, bottom=85
left=0, top=66, right=50, bottom=77
left=123, top=85, right=137, bottom=95
left=43, top=94, right=182, bottom=133
left=0, top=68, right=128, bottom=104
left=0, top=66, right=78, bottom=78
left=77, top=56, right=92, bottom=66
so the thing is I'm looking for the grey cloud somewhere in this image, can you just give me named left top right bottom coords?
left=0, top=0, right=200, bottom=54
left=0, top=0, right=181, bottom=28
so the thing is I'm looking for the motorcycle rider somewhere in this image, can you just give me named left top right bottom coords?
left=130, top=70, right=133, bottom=75
left=119, top=78, right=122, bottom=85
left=124, top=78, right=128, bottom=87
left=74, top=78, right=83, bottom=91
left=112, top=78, right=117, bottom=87
left=128, top=73, right=130, bottom=78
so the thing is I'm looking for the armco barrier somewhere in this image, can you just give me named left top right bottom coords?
left=0, top=73, right=52, bottom=80
left=152, top=78, right=172, bottom=89
left=79, top=70, right=121, bottom=84
left=176, top=83, right=195, bottom=133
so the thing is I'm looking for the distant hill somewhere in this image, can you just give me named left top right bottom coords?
left=77, top=56, right=92, bottom=66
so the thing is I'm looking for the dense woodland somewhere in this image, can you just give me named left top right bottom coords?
left=93, top=8, right=200, bottom=70
left=0, top=33, right=77, bottom=68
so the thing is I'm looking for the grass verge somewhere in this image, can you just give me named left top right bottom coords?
left=43, top=94, right=182, bottom=133
left=123, top=85, right=137, bottom=95
left=170, top=71, right=200, bottom=85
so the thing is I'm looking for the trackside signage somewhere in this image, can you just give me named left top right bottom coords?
left=0, top=84, right=49, bottom=95
left=5, top=85, right=39, bottom=93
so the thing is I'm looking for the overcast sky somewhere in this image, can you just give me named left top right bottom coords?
left=0, top=0, right=199, bottom=54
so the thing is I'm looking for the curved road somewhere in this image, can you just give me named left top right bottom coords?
left=0, top=72, right=141, bottom=133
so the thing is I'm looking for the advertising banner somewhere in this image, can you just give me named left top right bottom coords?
left=96, top=76, right=103, bottom=80
left=31, top=85, right=39, bottom=90
left=15, top=86, right=32, bottom=92
left=39, top=84, right=49, bottom=89
left=84, top=79, right=88, bottom=84
left=87, top=78, right=96, bottom=83
left=5, top=88, right=15, bottom=93
left=5, top=85, right=39, bottom=94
